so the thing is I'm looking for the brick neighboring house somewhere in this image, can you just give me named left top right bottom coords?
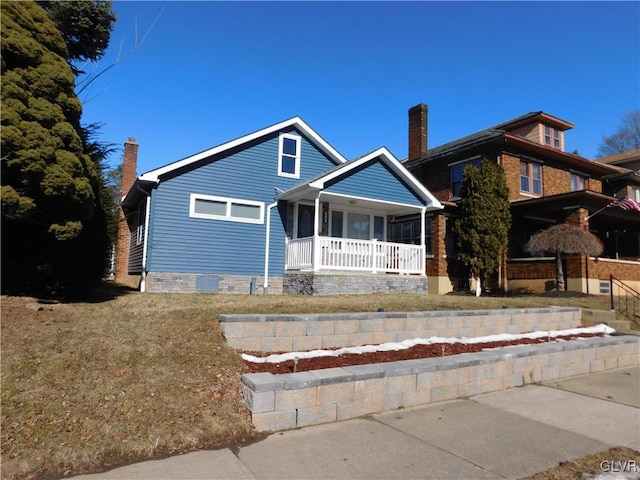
left=399, top=104, right=640, bottom=295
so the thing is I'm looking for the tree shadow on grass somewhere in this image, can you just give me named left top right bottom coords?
left=32, top=281, right=138, bottom=304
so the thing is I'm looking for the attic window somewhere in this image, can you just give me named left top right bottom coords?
left=544, top=126, right=561, bottom=149
left=278, top=133, right=301, bottom=179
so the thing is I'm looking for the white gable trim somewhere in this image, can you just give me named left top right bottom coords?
left=138, top=117, right=347, bottom=183
left=303, top=147, right=442, bottom=210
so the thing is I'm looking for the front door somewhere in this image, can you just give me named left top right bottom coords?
left=297, top=204, right=315, bottom=238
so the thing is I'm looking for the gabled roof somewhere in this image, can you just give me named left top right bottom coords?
left=137, top=117, right=348, bottom=183
left=276, top=147, right=443, bottom=211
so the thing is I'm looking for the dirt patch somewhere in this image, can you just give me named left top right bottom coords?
left=243, top=333, right=604, bottom=374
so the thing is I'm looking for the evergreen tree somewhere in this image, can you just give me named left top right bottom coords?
left=453, top=159, right=511, bottom=296
left=1, top=1, right=115, bottom=296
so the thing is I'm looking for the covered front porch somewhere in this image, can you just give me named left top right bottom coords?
left=507, top=191, right=640, bottom=294
left=273, top=147, right=443, bottom=293
left=282, top=190, right=428, bottom=275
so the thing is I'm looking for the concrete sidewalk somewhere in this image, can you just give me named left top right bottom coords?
left=73, top=366, right=640, bottom=480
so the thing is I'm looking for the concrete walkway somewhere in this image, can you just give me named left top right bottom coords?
left=73, top=366, right=640, bottom=480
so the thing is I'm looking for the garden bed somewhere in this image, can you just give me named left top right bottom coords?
left=242, top=327, right=610, bottom=374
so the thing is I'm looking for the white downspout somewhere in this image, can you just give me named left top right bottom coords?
left=263, top=201, right=278, bottom=294
left=139, top=190, right=152, bottom=292
left=420, top=207, right=427, bottom=276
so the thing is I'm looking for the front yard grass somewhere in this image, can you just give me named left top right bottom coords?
left=0, top=286, right=619, bottom=479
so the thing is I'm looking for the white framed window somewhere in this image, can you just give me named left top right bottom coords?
left=571, top=173, right=585, bottom=191
left=278, top=133, right=301, bottom=179
left=330, top=207, right=386, bottom=241
left=633, top=186, right=640, bottom=203
left=520, top=161, right=542, bottom=195
left=189, top=194, right=264, bottom=224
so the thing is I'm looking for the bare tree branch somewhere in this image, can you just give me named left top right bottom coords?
left=76, top=7, right=164, bottom=98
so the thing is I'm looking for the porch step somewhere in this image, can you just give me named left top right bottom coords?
left=581, top=308, right=632, bottom=332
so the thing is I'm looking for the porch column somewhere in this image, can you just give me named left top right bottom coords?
left=312, top=195, right=321, bottom=272
left=427, top=213, right=450, bottom=294
left=420, top=207, right=427, bottom=276
left=565, top=208, right=589, bottom=293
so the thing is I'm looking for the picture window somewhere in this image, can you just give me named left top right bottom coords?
left=190, top=194, right=264, bottom=224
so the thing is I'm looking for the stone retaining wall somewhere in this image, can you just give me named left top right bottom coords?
left=220, top=308, right=582, bottom=353
left=241, top=335, right=640, bottom=431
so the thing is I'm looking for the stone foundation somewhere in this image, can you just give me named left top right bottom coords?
left=145, top=272, right=283, bottom=294
left=283, top=272, right=427, bottom=295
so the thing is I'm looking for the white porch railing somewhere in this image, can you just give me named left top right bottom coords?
left=286, top=237, right=424, bottom=274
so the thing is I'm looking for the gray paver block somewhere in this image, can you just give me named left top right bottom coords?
left=312, top=367, right=355, bottom=385
left=296, top=404, right=337, bottom=427
left=342, top=363, right=385, bottom=380
left=241, top=373, right=284, bottom=392
left=278, top=371, right=321, bottom=390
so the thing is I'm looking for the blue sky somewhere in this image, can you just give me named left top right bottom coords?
left=79, top=1, right=640, bottom=174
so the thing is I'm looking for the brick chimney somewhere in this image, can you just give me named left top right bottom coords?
left=114, top=138, right=139, bottom=283
left=408, top=104, right=428, bottom=161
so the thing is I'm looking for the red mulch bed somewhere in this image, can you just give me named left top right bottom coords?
left=243, top=333, right=604, bottom=374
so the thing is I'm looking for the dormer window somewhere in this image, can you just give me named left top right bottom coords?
left=544, top=125, right=561, bottom=149
left=278, top=133, right=301, bottom=178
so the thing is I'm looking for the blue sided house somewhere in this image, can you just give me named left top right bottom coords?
left=119, top=117, right=443, bottom=294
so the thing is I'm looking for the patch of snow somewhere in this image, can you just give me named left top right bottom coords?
left=241, top=324, right=615, bottom=364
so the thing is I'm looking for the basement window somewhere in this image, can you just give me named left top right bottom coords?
left=190, top=194, right=264, bottom=224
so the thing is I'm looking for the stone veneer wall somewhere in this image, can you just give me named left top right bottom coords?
left=220, top=307, right=581, bottom=353
left=241, top=335, right=640, bottom=431
left=145, top=272, right=283, bottom=294
left=283, top=273, right=427, bottom=295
